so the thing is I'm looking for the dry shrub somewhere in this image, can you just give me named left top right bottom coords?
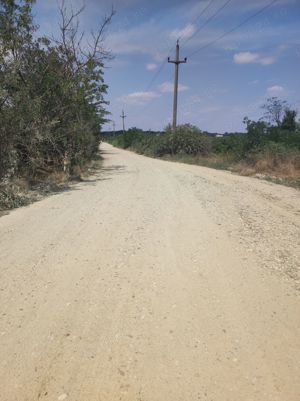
left=48, top=171, right=69, bottom=184
left=232, top=164, right=256, bottom=176
left=253, top=153, right=300, bottom=178
left=71, top=165, right=83, bottom=179
left=254, top=157, right=274, bottom=172
left=278, top=161, right=299, bottom=177
left=12, top=177, right=30, bottom=191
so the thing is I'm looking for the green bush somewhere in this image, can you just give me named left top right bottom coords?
left=250, top=142, right=300, bottom=165
left=212, top=134, right=248, bottom=159
left=114, top=125, right=213, bottom=157
left=0, top=0, right=112, bottom=181
left=107, top=110, right=300, bottom=181
left=164, top=125, right=212, bottom=156
left=268, top=127, right=300, bottom=150
left=110, top=128, right=145, bottom=149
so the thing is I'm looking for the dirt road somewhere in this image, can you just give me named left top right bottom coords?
left=0, top=143, right=300, bottom=401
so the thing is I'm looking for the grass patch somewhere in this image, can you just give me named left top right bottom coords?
left=262, top=176, right=300, bottom=189
left=161, top=154, right=232, bottom=171
left=0, top=187, right=31, bottom=210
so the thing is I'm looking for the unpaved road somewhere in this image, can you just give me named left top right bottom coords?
left=1, top=143, right=300, bottom=401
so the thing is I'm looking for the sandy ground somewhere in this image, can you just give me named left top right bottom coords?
left=0, top=143, right=300, bottom=401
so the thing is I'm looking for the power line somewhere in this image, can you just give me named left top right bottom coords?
left=140, top=0, right=279, bottom=126
left=177, top=0, right=214, bottom=43
left=144, top=54, right=170, bottom=92
left=187, top=0, right=278, bottom=58
left=144, top=0, right=216, bottom=93
left=143, top=0, right=219, bottom=115
left=192, top=0, right=216, bottom=23
left=144, top=0, right=230, bottom=94
left=182, top=0, right=233, bottom=46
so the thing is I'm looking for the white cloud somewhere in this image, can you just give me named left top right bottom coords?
left=189, top=95, right=202, bottom=104
left=146, top=63, right=158, bottom=71
left=105, top=22, right=173, bottom=58
left=117, top=80, right=189, bottom=108
left=267, top=85, right=285, bottom=96
left=159, top=81, right=189, bottom=93
left=233, top=52, right=275, bottom=65
left=118, top=91, right=160, bottom=105
left=198, top=106, right=221, bottom=114
left=170, top=24, right=196, bottom=40
left=259, top=57, right=276, bottom=66
left=233, top=52, right=254, bottom=64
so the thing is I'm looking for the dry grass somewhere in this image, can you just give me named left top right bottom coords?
left=161, top=152, right=300, bottom=189
left=254, top=155, right=300, bottom=177
left=232, top=165, right=256, bottom=176
left=1, top=154, right=104, bottom=212
left=11, top=177, right=30, bottom=191
left=234, top=154, right=300, bottom=179
left=47, top=171, right=70, bottom=183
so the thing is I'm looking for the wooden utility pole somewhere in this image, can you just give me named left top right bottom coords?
left=112, top=121, right=116, bottom=136
left=168, top=40, right=187, bottom=130
left=120, top=110, right=126, bottom=134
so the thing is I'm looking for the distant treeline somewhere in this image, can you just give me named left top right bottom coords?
left=105, top=98, right=300, bottom=182
left=102, top=130, right=163, bottom=138
left=101, top=129, right=239, bottom=138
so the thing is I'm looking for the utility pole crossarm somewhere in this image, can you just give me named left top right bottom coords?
left=167, top=40, right=187, bottom=65
left=168, top=40, right=187, bottom=130
left=168, top=57, right=187, bottom=64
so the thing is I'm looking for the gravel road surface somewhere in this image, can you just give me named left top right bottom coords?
left=0, top=143, right=300, bottom=401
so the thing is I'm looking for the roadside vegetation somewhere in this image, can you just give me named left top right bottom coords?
left=106, top=98, right=300, bottom=188
left=0, top=0, right=113, bottom=210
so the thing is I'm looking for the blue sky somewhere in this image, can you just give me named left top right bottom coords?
left=34, top=0, right=300, bottom=133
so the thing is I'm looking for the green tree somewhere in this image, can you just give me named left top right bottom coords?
left=243, top=117, right=268, bottom=149
left=281, top=109, right=297, bottom=131
left=261, top=97, right=288, bottom=127
left=0, top=0, right=36, bottom=179
left=0, top=0, right=113, bottom=180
